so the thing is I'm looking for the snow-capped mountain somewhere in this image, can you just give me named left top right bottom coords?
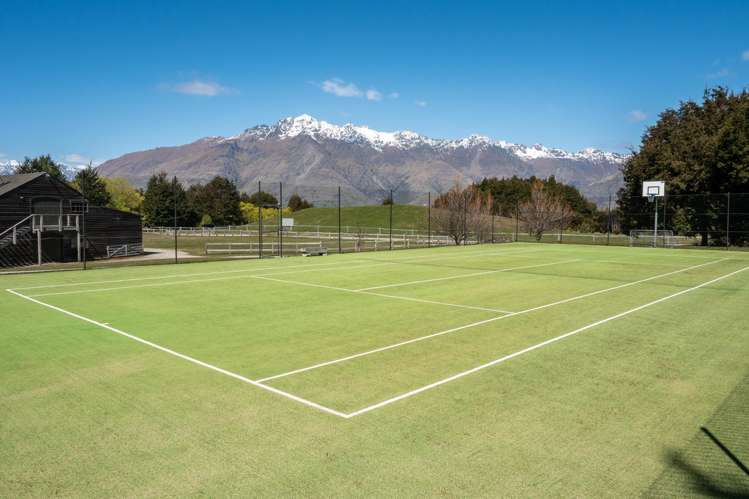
left=0, top=159, right=85, bottom=180
left=0, top=160, right=20, bottom=175
left=97, top=114, right=627, bottom=205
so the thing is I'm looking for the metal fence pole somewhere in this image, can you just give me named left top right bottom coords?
left=279, top=181, right=283, bottom=257
left=491, top=214, right=495, bottom=243
left=726, top=192, right=731, bottom=249
left=258, top=180, right=262, bottom=259
left=389, top=189, right=393, bottom=251
left=427, top=191, right=431, bottom=248
left=82, top=208, right=87, bottom=270
left=514, top=202, right=519, bottom=242
left=173, top=176, right=178, bottom=265
left=607, top=193, right=612, bottom=246
left=337, top=186, right=342, bottom=254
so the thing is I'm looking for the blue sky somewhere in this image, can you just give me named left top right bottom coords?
left=1, top=0, right=748, bottom=166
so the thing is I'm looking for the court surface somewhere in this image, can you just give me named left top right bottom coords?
left=2, top=242, right=748, bottom=496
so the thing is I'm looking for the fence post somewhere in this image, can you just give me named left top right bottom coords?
left=428, top=192, right=431, bottom=248
left=389, top=189, right=393, bottom=251
left=258, top=180, right=263, bottom=259
left=491, top=214, right=495, bottom=243
left=338, top=186, right=342, bottom=254
left=173, top=176, right=178, bottom=265
left=279, top=181, right=283, bottom=258
left=607, top=193, right=612, bottom=246
left=726, top=192, right=731, bottom=249
left=514, top=202, right=519, bottom=242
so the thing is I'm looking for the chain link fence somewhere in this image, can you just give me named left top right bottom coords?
left=3, top=182, right=748, bottom=274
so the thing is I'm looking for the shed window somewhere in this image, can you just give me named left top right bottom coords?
left=70, top=200, right=89, bottom=214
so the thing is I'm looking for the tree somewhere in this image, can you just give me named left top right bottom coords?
left=432, top=183, right=492, bottom=244
left=14, top=155, right=66, bottom=181
left=247, top=190, right=278, bottom=207
left=104, top=177, right=144, bottom=213
left=141, top=173, right=194, bottom=227
left=71, top=164, right=111, bottom=206
left=519, top=180, right=574, bottom=241
left=618, top=87, right=749, bottom=245
left=381, top=194, right=394, bottom=205
left=187, top=176, right=242, bottom=226
left=287, top=193, right=312, bottom=212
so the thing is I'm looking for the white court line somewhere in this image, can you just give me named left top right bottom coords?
left=12, top=244, right=542, bottom=291
left=354, top=259, right=580, bottom=291
left=256, top=258, right=725, bottom=382
left=251, top=275, right=516, bottom=314
left=10, top=259, right=373, bottom=291
left=346, top=262, right=749, bottom=417
left=4, top=289, right=349, bottom=419
left=23, top=248, right=549, bottom=298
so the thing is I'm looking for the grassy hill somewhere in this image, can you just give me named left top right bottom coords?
left=291, top=204, right=430, bottom=231
left=288, top=204, right=517, bottom=233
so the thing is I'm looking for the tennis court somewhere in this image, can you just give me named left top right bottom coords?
left=2, top=242, right=748, bottom=496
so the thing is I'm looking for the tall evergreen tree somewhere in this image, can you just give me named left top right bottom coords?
left=141, top=173, right=194, bottom=227
left=72, top=164, right=111, bottom=206
left=618, top=87, right=749, bottom=245
left=14, top=154, right=66, bottom=181
left=186, top=176, right=242, bottom=226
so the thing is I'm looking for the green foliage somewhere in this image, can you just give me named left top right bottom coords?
left=186, top=176, right=243, bottom=226
left=14, top=154, right=65, bottom=181
left=240, top=201, right=291, bottom=224
left=71, top=165, right=111, bottom=207
left=141, top=173, right=194, bottom=227
left=247, top=190, right=279, bottom=207
left=381, top=195, right=394, bottom=205
left=287, top=193, right=313, bottom=212
left=618, top=87, right=749, bottom=245
left=103, top=177, right=144, bottom=213
left=199, top=214, right=213, bottom=227
left=477, top=176, right=602, bottom=231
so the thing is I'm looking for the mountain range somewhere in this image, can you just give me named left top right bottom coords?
left=27, top=115, right=629, bottom=206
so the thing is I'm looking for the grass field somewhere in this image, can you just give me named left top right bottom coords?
left=2, top=242, right=748, bottom=496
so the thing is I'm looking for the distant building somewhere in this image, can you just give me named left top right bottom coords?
left=0, top=172, right=142, bottom=267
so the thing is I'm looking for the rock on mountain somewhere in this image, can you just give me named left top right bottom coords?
left=97, top=114, right=626, bottom=206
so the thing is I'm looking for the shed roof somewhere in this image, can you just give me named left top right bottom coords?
left=0, top=172, right=47, bottom=198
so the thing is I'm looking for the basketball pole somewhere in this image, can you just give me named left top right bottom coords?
left=653, top=196, right=658, bottom=248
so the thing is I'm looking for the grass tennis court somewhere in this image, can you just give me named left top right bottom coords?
left=2, top=242, right=748, bottom=496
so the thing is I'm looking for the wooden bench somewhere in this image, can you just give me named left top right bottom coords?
left=301, top=247, right=328, bottom=257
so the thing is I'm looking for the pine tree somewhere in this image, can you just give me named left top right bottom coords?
left=14, top=154, right=66, bottom=181
left=72, top=164, right=111, bottom=207
left=142, top=173, right=194, bottom=227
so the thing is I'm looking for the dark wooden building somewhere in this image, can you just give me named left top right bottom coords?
left=0, top=172, right=142, bottom=267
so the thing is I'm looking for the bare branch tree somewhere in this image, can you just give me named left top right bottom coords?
left=432, top=183, right=494, bottom=245
left=519, top=180, right=573, bottom=241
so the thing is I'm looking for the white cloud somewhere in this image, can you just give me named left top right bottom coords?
left=706, top=67, right=730, bottom=79
left=167, top=80, right=236, bottom=96
left=415, top=100, right=428, bottom=108
left=627, top=109, right=647, bottom=123
left=388, top=92, right=400, bottom=99
left=366, top=89, right=383, bottom=101
left=61, top=153, right=102, bottom=168
left=320, top=78, right=362, bottom=97
left=742, top=50, right=749, bottom=61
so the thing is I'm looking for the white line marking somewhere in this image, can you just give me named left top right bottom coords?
left=251, top=275, right=515, bottom=314
left=256, top=258, right=725, bottom=382
left=12, top=244, right=541, bottom=292
left=23, top=248, right=550, bottom=298
left=353, top=259, right=580, bottom=291
left=345, top=263, right=749, bottom=417
left=11, top=259, right=368, bottom=291
left=5, top=289, right=349, bottom=419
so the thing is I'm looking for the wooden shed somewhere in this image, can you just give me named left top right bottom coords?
left=0, top=172, right=142, bottom=267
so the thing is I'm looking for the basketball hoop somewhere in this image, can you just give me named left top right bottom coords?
left=647, top=194, right=656, bottom=203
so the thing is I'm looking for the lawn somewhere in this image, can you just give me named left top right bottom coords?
left=1, top=242, right=748, bottom=496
